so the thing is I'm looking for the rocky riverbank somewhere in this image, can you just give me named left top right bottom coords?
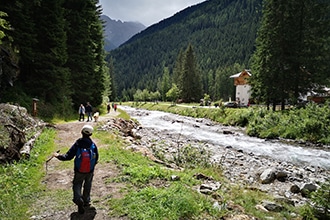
left=100, top=113, right=329, bottom=210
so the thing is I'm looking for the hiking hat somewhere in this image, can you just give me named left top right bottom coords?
left=81, top=125, right=93, bottom=135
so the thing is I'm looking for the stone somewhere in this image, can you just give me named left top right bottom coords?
left=301, top=183, right=317, bottom=198
left=274, top=195, right=295, bottom=206
left=200, top=181, right=221, bottom=191
left=290, top=184, right=301, bottom=194
left=260, top=169, right=276, bottom=184
left=275, top=170, right=288, bottom=182
left=171, top=175, right=180, bottom=181
left=262, top=200, right=284, bottom=212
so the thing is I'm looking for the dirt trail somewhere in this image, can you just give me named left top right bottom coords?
left=31, top=111, right=125, bottom=220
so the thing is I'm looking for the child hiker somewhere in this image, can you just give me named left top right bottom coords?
left=53, top=124, right=99, bottom=214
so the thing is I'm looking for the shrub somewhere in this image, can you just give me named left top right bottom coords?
left=174, top=143, right=212, bottom=169
left=222, top=108, right=251, bottom=126
left=309, top=179, right=330, bottom=219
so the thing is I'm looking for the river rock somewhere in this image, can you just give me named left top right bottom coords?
left=274, top=195, right=295, bottom=206
left=290, top=184, right=301, bottom=194
left=200, top=181, right=221, bottom=191
left=275, top=170, right=288, bottom=182
left=300, top=183, right=318, bottom=198
left=260, top=169, right=276, bottom=184
left=262, top=200, right=284, bottom=212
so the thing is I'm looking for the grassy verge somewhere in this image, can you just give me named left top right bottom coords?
left=0, top=128, right=56, bottom=219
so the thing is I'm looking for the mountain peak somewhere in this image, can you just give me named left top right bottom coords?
left=101, top=15, right=146, bottom=50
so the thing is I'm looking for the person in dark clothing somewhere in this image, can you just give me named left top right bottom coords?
left=53, top=124, right=99, bottom=214
left=85, top=102, right=93, bottom=122
left=107, top=103, right=111, bottom=113
left=78, top=104, right=85, bottom=121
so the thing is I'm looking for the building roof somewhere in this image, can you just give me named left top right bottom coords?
left=230, top=69, right=251, bottom=78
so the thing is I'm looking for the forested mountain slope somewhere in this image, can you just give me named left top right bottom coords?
left=108, top=0, right=262, bottom=101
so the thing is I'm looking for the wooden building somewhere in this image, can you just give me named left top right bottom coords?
left=229, top=69, right=251, bottom=106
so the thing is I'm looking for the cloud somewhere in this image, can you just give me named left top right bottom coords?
left=99, top=0, right=206, bottom=26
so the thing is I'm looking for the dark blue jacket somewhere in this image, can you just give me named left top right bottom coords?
left=85, top=104, right=93, bottom=113
left=57, top=137, right=99, bottom=172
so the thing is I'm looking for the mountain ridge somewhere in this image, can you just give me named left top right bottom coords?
left=101, top=15, right=146, bottom=50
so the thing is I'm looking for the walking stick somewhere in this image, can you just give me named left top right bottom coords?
left=45, top=150, right=60, bottom=174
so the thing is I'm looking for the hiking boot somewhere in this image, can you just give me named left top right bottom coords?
left=78, top=205, right=85, bottom=214
left=77, top=199, right=85, bottom=214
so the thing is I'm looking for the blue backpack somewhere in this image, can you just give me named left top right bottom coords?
left=75, top=143, right=97, bottom=173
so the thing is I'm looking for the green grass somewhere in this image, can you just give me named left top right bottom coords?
left=110, top=183, right=222, bottom=220
left=116, top=107, right=131, bottom=120
left=0, top=128, right=56, bottom=219
left=96, top=131, right=225, bottom=219
left=95, top=128, right=299, bottom=219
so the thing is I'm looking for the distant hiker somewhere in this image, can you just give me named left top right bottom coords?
left=107, top=103, right=111, bottom=113
left=114, top=103, right=117, bottom=112
left=85, top=102, right=93, bottom=122
left=53, top=125, right=99, bottom=214
left=78, top=104, right=85, bottom=121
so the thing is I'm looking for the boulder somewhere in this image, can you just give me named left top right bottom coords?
left=260, top=168, right=276, bottom=184
left=301, top=183, right=317, bottom=198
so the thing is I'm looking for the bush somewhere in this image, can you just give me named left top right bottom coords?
left=222, top=108, right=251, bottom=126
left=309, top=179, right=330, bottom=219
left=245, top=103, right=330, bottom=143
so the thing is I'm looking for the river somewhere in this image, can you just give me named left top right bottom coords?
left=121, top=106, right=330, bottom=170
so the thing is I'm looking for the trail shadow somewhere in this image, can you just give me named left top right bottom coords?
left=70, top=207, right=97, bottom=220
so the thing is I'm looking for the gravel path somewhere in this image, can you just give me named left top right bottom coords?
left=30, top=111, right=127, bottom=220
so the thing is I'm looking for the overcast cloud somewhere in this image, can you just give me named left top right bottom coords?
left=99, top=0, right=206, bottom=26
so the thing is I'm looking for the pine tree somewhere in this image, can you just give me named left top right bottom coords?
left=251, top=0, right=330, bottom=110
left=107, top=56, right=116, bottom=101
left=0, top=0, right=38, bottom=104
left=180, top=44, right=202, bottom=102
left=214, top=64, right=242, bottom=102
left=0, top=12, right=19, bottom=95
left=206, top=69, right=214, bottom=100
left=0, top=12, right=9, bottom=42
left=64, top=0, right=105, bottom=108
left=89, top=1, right=106, bottom=106
left=173, top=49, right=184, bottom=90
left=250, top=0, right=287, bottom=110
left=160, top=66, right=171, bottom=101
left=31, top=0, right=71, bottom=108
left=294, top=0, right=330, bottom=93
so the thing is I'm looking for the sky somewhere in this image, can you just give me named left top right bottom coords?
left=98, top=0, right=207, bottom=27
